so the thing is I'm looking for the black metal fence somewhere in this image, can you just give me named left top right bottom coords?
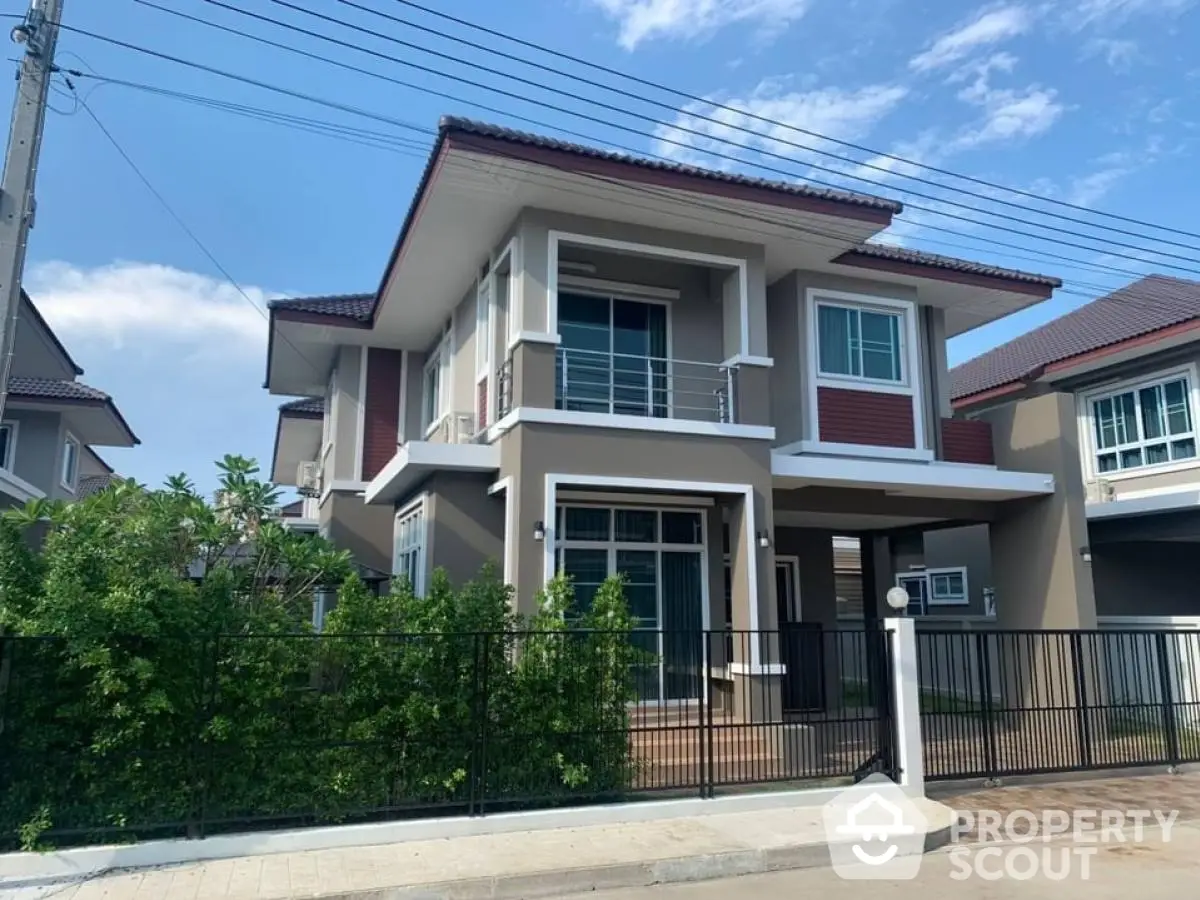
left=0, top=627, right=895, bottom=849
left=918, top=628, right=1200, bottom=781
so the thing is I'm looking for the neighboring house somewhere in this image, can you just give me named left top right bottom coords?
left=266, top=115, right=1092, bottom=690
left=924, top=275, right=1200, bottom=622
left=0, top=292, right=138, bottom=506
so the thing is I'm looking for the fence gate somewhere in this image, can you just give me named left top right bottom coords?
left=917, top=628, right=1200, bottom=781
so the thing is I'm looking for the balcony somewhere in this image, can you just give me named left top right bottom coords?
left=940, top=418, right=995, bottom=466
left=555, top=348, right=737, bottom=424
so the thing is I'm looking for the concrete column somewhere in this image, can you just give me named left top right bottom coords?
left=728, top=487, right=781, bottom=721
left=982, top=392, right=1097, bottom=630
left=507, top=468, right=548, bottom=618
left=510, top=342, right=557, bottom=410
left=884, top=616, right=924, bottom=794
left=733, top=365, right=772, bottom=427
left=859, top=532, right=896, bottom=622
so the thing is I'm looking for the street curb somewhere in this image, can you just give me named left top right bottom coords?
left=309, top=825, right=956, bottom=900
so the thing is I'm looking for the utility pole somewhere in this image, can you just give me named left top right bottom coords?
left=0, top=0, right=63, bottom=421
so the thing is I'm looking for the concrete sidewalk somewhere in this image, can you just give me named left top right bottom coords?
left=0, top=798, right=955, bottom=900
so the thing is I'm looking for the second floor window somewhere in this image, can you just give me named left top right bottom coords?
left=61, top=433, right=80, bottom=491
left=1092, top=375, right=1196, bottom=474
left=0, top=422, right=14, bottom=471
left=816, top=302, right=904, bottom=384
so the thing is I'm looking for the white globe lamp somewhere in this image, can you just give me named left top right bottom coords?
left=885, top=586, right=910, bottom=612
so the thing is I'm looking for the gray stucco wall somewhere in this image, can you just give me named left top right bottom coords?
left=329, top=346, right=364, bottom=482
left=766, top=273, right=802, bottom=447
left=924, top=524, right=992, bottom=616
left=6, top=408, right=71, bottom=498
left=513, top=207, right=769, bottom=358
left=423, top=472, right=506, bottom=588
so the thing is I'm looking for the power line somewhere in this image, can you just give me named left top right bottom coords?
left=207, top=0, right=1200, bottom=268
left=76, top=68, right=1144, bottom=319
left=59, top=25, right=1167, bottom=295
left=322, top=0, right=1200, bottom=257
left=373, top=0, right=1200, bottom=245
left=92, top=8, right=1200, bottom=285
left=68, top=86, right=331, bottom=379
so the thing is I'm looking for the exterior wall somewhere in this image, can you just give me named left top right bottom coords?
left=923, top=524, right=992, bottom=616
left=401, top=350, right=425, bottom=442
left=4, top=408, right=67, bottom=498
left=79, top=447, right=110, bottom=479
left=361, top=348, right=403, bottom=480
left=766, top=273, right=802, bottom=447
left=982, top=392, right=1096, bottom=629
left=13, top=296, right=77, bottom=381
left=1038, top=341, right=1200, bottom=503
left=423, top=471, right=506, bottom=587
left=328, top=346, right=365, bottom=483
left=499, top=422, right=774, bottom=622
left=513, top=208, right=769, bottom=358
left=942, top=418, right=995, bottom=464
left=816, top=386, right=915, bottom=447
left=450, top=285, right=477, bottom=427
left=318, top=491, right=393, bottom=575
left=767, top=269, right=939, bottom=452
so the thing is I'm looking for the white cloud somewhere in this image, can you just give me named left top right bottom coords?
left=909, top=5, right=1033, bottom=72
left=1082, top=37, right=1140, bottom=70
left=587, top=0, right=810, bottom=50
left=952, top=85, right=1066, bottom=149
left=1069, top=0, right=1195, bottom=28
left=26, top=260, right=272, bottom=353
left=653, top=79, right=909, bottom=169
left=1066, top=166, right=1130, bottom=206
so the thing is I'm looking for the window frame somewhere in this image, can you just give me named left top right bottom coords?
left=60, top=431, right=80, bottom=492
left=814, top=300, right=907, bottom=387
left=422, top=322, right=452, bottom=437
left=0, top=419, right=17, bottom=471
left=1079, top=365, right=1200, bottom=482
left=804, top=288, right=925, bottom=454
left=393, top=496, right=428, bottom=596
left=895, top=566, right=970, bottom=614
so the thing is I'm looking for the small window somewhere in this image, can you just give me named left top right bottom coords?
left=661, top=510, right=703, bottom=544
left=422, top=324, right=452, bottom=434
left=928, top=569, right=968, bottom=606
left=61, top=434, right=80, bottom=491
left=393, top=500, right=427, bottom=595
left=816, top=302, right=904, bottom=384
left=0, top=422, right=15, bottom=471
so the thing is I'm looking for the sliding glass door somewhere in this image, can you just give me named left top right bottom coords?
left=556, top=505, right=706, bottom=703
left=557, top=292, right=668, bottom=418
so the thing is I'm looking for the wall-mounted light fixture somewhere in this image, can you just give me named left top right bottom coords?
left=533, top=520, right=546, bottom=542
left=757, top=530, right=771, bottom=549
left=1079, top=546, right=1092, bottom=563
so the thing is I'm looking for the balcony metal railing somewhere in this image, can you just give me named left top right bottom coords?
left=555, top=348, right=737, bottom=423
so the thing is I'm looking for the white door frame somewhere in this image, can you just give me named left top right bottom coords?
left=775, top=555, right=801, bottom=623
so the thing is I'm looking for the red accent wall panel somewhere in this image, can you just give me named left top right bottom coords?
left=817, top=386, right=916, bottom=448
left=362, top=348, right=404, bottom=481
left=941, top=418, right=995, bottom=466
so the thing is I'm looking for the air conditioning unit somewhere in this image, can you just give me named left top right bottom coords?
left=1086, top=479, right=1116, bottom=503
left=296, top=461, right=322, bottom=497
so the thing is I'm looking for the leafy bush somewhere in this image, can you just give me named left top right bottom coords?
left=0, top=458, right=637, bottom=849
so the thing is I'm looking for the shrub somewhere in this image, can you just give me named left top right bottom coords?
left=0, top=460, right=636, bottom=849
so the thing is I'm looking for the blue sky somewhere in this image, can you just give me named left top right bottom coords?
left=9, top=0, right=1200, bottom=494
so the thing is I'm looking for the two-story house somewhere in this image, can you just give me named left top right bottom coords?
left=924, top=275, right=1200, bottom=623
left=0, top=291, right=137, bottom=506
left=266, top=117, right=1092, bottom=704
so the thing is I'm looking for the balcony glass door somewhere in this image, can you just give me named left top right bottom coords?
left=558, top=292, right=668, bottom=418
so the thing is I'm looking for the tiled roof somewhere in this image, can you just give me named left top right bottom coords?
left=441, top=116, right=904, bottom=214
left=77, top=474, right=119, bottom=499
left=951, top=275, right=1200, bottom=401
left=8, top=376, right=110, bottom=402
left=279, top=396, right=323, bottom=417
left=269, top=293, right=374, bottom=321
left=840, top=242, right=1061, bottom=288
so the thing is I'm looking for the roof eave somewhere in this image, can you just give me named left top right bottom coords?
left=832, top=249, right=1061, bottom=298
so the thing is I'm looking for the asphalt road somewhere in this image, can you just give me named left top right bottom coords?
left=555, top=821, right=1200, bottom=900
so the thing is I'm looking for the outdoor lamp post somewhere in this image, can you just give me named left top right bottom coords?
left=885, top=586, right=910, bottom=614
